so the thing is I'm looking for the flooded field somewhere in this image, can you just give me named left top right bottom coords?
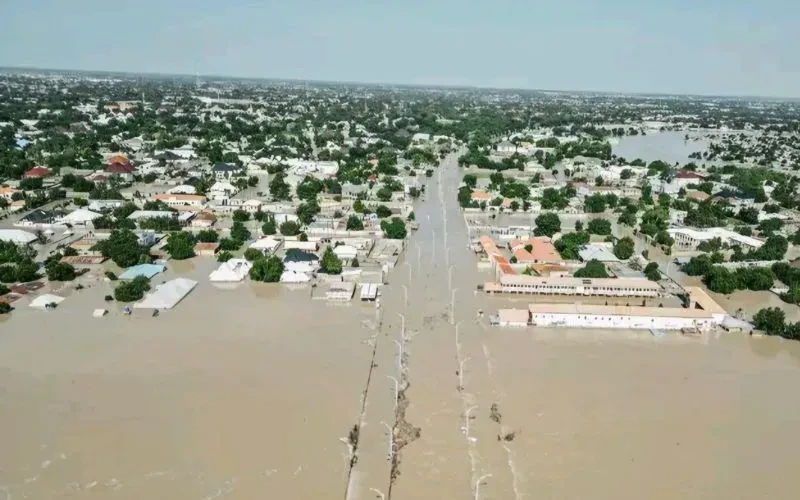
left=2, top=153, right=800, bottom=499
left=613, top=131, right=709, bottom=165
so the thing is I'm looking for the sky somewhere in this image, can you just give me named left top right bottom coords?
left=2, top=0, right=799, bottom=97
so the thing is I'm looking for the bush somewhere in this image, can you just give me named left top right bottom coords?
left=261, top=219, right=277, bottom=235
left=197, top=229, right=219, bottom=243
left=573, top=259, right=609, bottom=278
left=0, top=302, right=10, bottom=314
left=587, top=218, right=612, bottom=235
left=533, top=213, right=561, bottom=237
left=216, top=250, right=233, bottom=262
left=380, top=217, right=407, bottom=239
left=375, top=205, right=392, bottom=218
left=320, top=247, right=343, bottom=274
left=243, top=248, right=263, bottom=261
left=347, top=215, right=364, bottom=230
left=165, top=231, right=196, bottom=260
left=232, top=209, right=250, bottom=222
left=279, top=220, right=300, bottom=236
left=105, top=271, right=118, bottom=281
left=46, top=262, right=77, bottom=281
left=114, top=276, right=151, bottom=302
left=613, top=237, right=635, bottom=260
left=218, top=238, right=241, bottom=251
left=104, top=295, right=114, bottom=301
left=250, top=255, right=284, bottom=282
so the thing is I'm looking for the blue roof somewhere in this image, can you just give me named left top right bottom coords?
left=119, top=264, right=165, bottom=280
left=16, top=138, right=30, bottom=149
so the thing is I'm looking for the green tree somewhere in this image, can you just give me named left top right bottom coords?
left=230, top=221, right=251, bottom=242
left=375, top=205, right=392, bottom=218
left=114, top=276, right=151, bottom=302
left=261, top=217, right=277, bottom=235
left=96, top=229, right=145, bottom=268
left=376, top=187, right=393, bottom=202
left=380, top=217, right=407, bottom=239
left=232, top=209, right=250, bottom=222
left=613, top=237, right=635, bottom=260
left=320, top=247, right=343, bottom=274
left=463, top=174, right=477, bottom=188
left=243, top=248, right=263, bottom=261
left=704, top=266, right=738, bottom=294
left=753, top=307, right=786, bottom=336
left=644, top=262, right=660, bottom=281
left=218, top=238, right=242, bottom=251
left=534, top=213, right=561, bottom=237
left=346, top=215, right=364, bottom=230
left=216, top=250, right=233, bottom=262
left=279, top=220, right=300, bottom=236
left=197, top=229, right=219, bottom=243
left=587, top=218, right=611, bottom=235
left=165, top=231, right=196, bottom=260
left=682, top=255, right=714, bottom=276
left=249, top=255, right=284, bottom=282
left=573, top=260, right=609, bottom=278
left=46, top=261, right=76, bottom=281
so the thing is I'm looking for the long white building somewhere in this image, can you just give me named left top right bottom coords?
left=497, top=287, right=727, bottom=331
left=668, top=227, right=763, bottom=251
left=484, top=275, right=662, bottom=297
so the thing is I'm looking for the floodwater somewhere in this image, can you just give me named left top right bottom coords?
left=2, top=153, right=800, bottom=499
left=613, top=131, right=709, bottom=165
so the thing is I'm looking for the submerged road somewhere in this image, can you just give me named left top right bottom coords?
left=348, top=152, right=518, bottom=500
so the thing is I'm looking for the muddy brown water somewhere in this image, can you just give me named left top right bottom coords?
left=2, top=154, right=800, bottom=499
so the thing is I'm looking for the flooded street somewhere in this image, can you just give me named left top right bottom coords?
left=2, top=153, right=800, bottom=499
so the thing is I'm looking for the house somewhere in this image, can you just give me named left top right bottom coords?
left=0, top=186, right=19, bottom=201
left=209, top=258, right=252, bottom=282
left=59, top=208, right=102, bottom=226
left=213, top=163, right=244, bottom=180
left=194, top=242, right=219, bottom=257
left=333, top=244, right=359, bottom=261
left=128, top=210, right=177, bottom=221
left=668, top=227, right=764, bottom=251
left=577, top=243, right=620, bottom=263
left=0, top=229, right=37, bottom=244
left=191, top=211, right=217, bottom=228
left=88, top=199, right=126, bottom=211
left=284, top=240, right=319, bottom=252
left=248, top=237, right=281, bottom=255
left=242, top=199, right=263, bottom=213
left=497, top=308, right=529, bottom=327
left=24, top=166, right=50, bottom=178
left=15, top=209, right=57, bottom=228
left=281, top=270, right=311, bottom=283
left=471, top=191, right=492, bottom=203
left=119, top=263, right=165, bottom=280
left=283, top=249, right=320, bottom=273
left=207, top=181, right=238, bottom=200
left=509, top=237, right=561, bottom=263
left=167, top=184, right=197, bottom=195
left=152, top=193, right=207, bottom=210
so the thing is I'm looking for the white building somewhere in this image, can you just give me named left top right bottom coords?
left=0, top=229, right=37, bottom=244
left=209, top=259, right=252, bottom=283
left=280, top=270, right=311, bottom=283
left=525, top=287, right=726, bottom=331
left=333, top=244, right=358, bottom=261
left=58, top=208, right=102, bottom=226
left=248, top=237, right=281, bottom=255
left=668, top=227, right=764, bottom=251
left=152, top=193, right=207, bottom=209
left=485, top=275, right=661, bottom=297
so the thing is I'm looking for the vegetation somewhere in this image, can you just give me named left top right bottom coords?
left=613, top=237, right=635, bottom=260
left=164, top=231, right=196, bottom=260
left=320, top=247, right=343, bottom=274
left=554, top=231, right=590, bottom=260
left=249, top=255, right=284, bottom=282
left=114, top=276, right=151, bottom=302
left=587, top=218, right=612, bottom=235
left=644, top=262, right=661, bottom=281
left=533, top=213, right=561, bottom=238
left=346, top=215, right=364, bottom=231
left=381, top=217, right=407, bottom=239
left=95, top=230, right=148, bottom=268
left=573, top=259, right=609, bottom=278
left=280, top=220, right=301, bottom=236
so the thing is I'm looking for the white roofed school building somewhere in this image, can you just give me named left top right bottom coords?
left=667, top=227, right=764, bottom=251
left=484, top=275, right=662, bottom=298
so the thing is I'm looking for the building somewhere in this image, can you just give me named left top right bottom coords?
left=127, top=210, right=177, bottom=221
left=119, top=264, right=165, bottom=280
left=213, top=163, right=244, bottom=180
left=578, top=243, right=620, bottom=263
left=284, top=249, right=320, bottom=273
left=281, top=270, right=311, bottom=283
left=152, top=193, right=207, bottom=210
left=194, top=242, right=219, bottom=257
left=58, top=208, right=102, bottom=226
left=525, top=287, right=726, bottom=330
left=0, top=186, right=19, bottom=201
left=508, top=237, right=561, bottom=263
left=284, top=240, right=319, bottom=252
left=668, top=227, right=764, bottom=251
left=242, top=199, right=263, bottom=213
left=209, top=259, right=252, bottom=282
left=485, top=275, right=661, bottom=297
left=496, top=308, right=529, bottom=327
left=15, top=209, right=57, bottom=228
left=0, top=229, right=37, bottom=244
left=24, top=166, right=50, bottom=178
left=248, top=237, right=281, bottom=255
left=88, top=199, right=126, bottom=211
left=360, top=283, right=379, bottom=301
left=333, top=244, right=358, bottom=261
left=134, top=278, right=197, bottom=310
left=191, top=211, right=217, bottom=228
left=167, top=184, right=198, bottom=195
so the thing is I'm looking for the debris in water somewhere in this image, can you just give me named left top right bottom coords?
left=497, top=431, right=517, bottom=442
left=489, top=403, right=502, bottom=424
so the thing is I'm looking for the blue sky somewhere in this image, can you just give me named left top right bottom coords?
left=2, top=0, right=799, bottom=97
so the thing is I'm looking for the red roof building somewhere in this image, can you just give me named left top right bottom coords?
left=24, top=166, right=50, bottom=178
left=676, top=170, right=705, bottom=180
left=106, top=163, right=136, bottom=174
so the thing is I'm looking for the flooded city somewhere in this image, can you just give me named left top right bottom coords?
left=2, top=155, right=800, bottom=500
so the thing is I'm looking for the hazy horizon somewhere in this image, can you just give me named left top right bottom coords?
left=2, top=0, right=799, bottom=98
